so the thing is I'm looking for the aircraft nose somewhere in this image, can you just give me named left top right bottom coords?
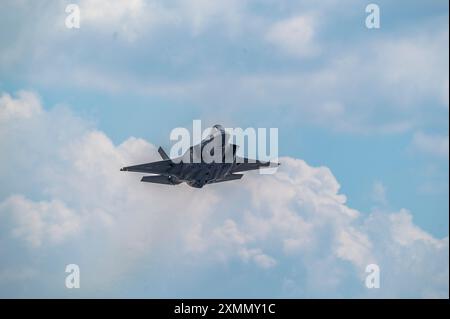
left=120, top=167, right=126, bottom=171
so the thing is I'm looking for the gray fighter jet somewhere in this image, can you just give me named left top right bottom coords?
left=120, top=125, right=279, bottom=188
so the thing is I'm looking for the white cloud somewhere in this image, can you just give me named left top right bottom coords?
left=412, top=132, right=449, bottom=159
left=363, top=210, right=449, bottom=298
left=335, top=227, right=373, bottom=268
left=1, top=90, right=448, bottom=297
left=239, top=248, right=277, bottom=269
left=0, top=91, right=42, bottom=121
left=0, top=195, right=81, bottom=247
left=265, top=14, right=319, bottom=57
left=388, top=209, right=443, bottom=247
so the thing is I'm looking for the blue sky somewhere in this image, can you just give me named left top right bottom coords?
left=0, top=0, right=448, bottom=298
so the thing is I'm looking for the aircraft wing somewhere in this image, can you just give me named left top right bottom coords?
left=120, top=159, right=173, bottom=174
left=231, top=157, right=279, bottom=173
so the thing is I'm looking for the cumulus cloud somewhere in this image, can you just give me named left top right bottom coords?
left=0, top=90, right=447, bottom=297
left=0, top=91, right=42, bottom=121
left=0, top=195, right=81, bottom=247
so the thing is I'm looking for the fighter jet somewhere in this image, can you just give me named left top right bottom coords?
left=120, top=125, right=279, bottom=188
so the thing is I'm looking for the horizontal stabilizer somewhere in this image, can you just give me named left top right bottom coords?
left=141, top=175, right=180, bottom=185
left=207, top=173, right=243, bottom=184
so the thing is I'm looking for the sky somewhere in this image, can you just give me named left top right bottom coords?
left=0, top=0, right=448, bottom=298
